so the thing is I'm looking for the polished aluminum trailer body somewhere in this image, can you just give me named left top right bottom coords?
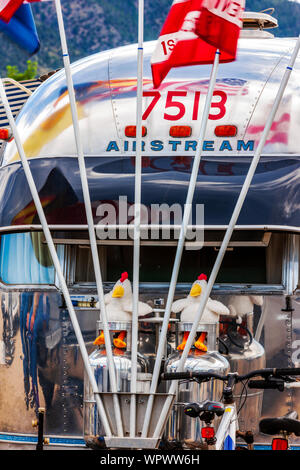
left=0, top=30, right=299, bottom=448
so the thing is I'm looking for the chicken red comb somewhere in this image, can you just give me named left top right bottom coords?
left=198, top=273, right=207, bottom=281
left=120, top=272, right=128, bottom=283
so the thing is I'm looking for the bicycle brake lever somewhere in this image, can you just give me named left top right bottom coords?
left=281, top=375, right=298, bottom=383
left=193, top=377, right=210, bottom=384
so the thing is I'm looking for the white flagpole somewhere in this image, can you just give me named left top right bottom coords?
left=141, top=50, right=220, bottom=438
left=130, top=0, right=144, bottom=438
left=0, top=77, right=113, bottom=438
left=153, top=35, right=300, bottom=439
left=53, top=0, right=123, bottom=437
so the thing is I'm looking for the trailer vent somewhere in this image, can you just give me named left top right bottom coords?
left=242, top=10, right=278, bottom=30
left=241, top=9, right=278, bottom=38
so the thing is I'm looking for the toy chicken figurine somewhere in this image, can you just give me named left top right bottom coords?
left=172, top=273, right=230, bottom=352
left=227, top=295, right=263, bottom=320
left=94, top=272, right=152, bottom=349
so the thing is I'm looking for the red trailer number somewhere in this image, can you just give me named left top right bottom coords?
left=142, top=90, right=227, bottom=121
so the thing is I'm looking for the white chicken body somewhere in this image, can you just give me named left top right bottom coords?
left=172, top=277, right=230, bottom=324
left=99, top=275, right=153, bottom=322
left=179, top=298, right=228, bottom=323
left=227, top=295, right=263, bottom=317
left=104, top=297, right=133, bottom=322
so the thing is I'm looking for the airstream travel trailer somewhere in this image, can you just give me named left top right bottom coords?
left=0, top=10, right=299, bottom=449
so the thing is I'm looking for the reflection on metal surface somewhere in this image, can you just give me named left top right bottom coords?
left=229, top=340, right=266, bottom=432
left=2, top=38, right=300, bottom=163
left=0, top=21, right=298, bottom=449
left=83, top=321, right=150, bottom=441
left=165, top=350, right=229, bottom=448
left=164, top=319, right=229, bottom=448
left=0, top=288, right=299, bottom=446
left=0, top=156, right=299, bottom=229
left=217, top=295, right=266, bottom=433
left=0, top=289, right=98, bottom=436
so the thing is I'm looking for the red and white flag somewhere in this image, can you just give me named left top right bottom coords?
left=0, top=0, right=25, bottom=23
left=151, top=0, right=245, bottom=89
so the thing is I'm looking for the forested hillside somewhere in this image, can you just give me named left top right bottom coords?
left=0, top=0, right=299, bottom=76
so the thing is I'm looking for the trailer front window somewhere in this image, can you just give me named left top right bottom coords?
left=0, top=232, right=55, bottom=285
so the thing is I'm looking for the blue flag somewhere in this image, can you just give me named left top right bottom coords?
left=0, top=3, right=40, bottom=55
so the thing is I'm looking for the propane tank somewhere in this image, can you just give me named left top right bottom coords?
left=164, top=322, right=229, bottom=449
left=83, top=321, right=151, bottom=445
left=218, top=294, right=266, bottom=433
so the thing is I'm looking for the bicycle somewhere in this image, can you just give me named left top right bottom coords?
left=161, top=367, right=300, bottom=450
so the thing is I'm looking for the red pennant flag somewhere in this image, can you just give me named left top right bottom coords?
left=0, top=0, right=25, bottom=23
left=151, top=0, right=245, bottom=89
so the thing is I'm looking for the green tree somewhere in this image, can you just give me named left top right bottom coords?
left=6, top=60, right=38, bottom=81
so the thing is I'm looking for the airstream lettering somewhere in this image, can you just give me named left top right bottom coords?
left=105, top=139, right=255, bottom=152
left=0, top=11, right=299, bottom=450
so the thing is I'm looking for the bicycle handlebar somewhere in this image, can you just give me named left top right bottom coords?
left=248, top=379, right=285, bottom=390
left=161, top=367, right=300, bottom=383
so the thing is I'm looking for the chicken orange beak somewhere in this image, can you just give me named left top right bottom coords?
left=112, top=285, right=125, bottom=298
left=190, top=284, right=202, bottom=297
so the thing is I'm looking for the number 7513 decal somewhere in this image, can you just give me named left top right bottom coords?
left=142, top=90, right=227, bottom=121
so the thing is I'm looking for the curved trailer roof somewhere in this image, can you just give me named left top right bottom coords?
left=0, top=36, right=299, bottom=230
